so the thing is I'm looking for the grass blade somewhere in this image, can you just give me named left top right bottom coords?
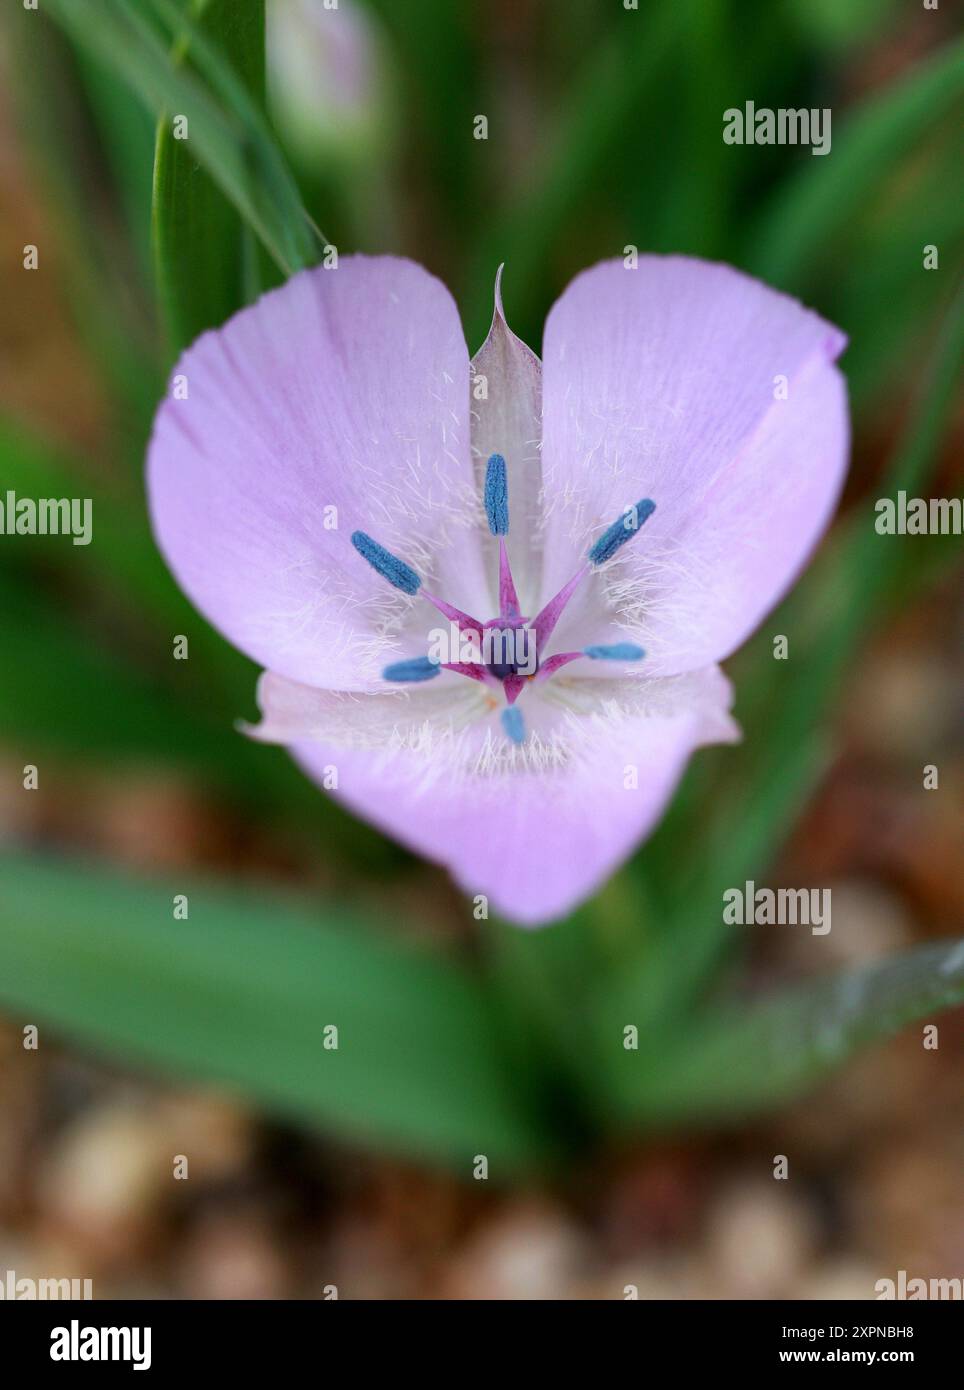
left=153, top=0, right=276, bottom=352
left=44, top=0, right=319, bottom=276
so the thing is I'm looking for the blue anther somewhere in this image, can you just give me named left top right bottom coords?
left=500, top=706, right=526, bottom=744
left=382, top=656, right=440, bottom=683
left=587, top=498, right=655, bottom=566
left=351, top=531, right=421, bottom=595
left=484, top=453, right=509, bottom=536
left=583, top=643, right=645, bottom=661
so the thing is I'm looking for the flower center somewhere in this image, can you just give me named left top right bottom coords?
left=481, top=617, right=533, bottom=680
left=487, top=650, right=524, bottom=681
left=351, top=453, right=654, bottom=744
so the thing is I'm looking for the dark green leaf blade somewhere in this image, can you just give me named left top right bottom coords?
left=153, top=0, right=273, bottom=352
left=0, top=854, right=557, bottom=1171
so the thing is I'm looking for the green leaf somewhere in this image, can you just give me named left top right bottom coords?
left=153, top=0, right=276, bottom=352
left=747, top=35, right=964, bottom=290
left=44, top=0, right=319, bottom=277
left=604, top=938, right=964, bottom=1126
left=0, top=854, right=557, bottom=1171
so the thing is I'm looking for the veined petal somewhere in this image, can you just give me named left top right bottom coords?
left=540, top=256, right=849, bottom=675
left=470, top=266, right=544, bottom=615
left=290, top=666, right=737, bottom=926
left=147, top=255, right=490, bottom=691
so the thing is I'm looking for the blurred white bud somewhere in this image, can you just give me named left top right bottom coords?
left=267, top=0, right=386, bottom=167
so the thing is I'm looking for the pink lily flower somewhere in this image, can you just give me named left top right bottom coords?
left=147, top=255, right=849, bottom=925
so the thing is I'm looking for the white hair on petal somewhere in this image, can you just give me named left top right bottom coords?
left=250, top=660, right=737, bottom=800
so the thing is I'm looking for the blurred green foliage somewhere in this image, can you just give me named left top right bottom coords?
left=0, top=0, right=961, bottom=1170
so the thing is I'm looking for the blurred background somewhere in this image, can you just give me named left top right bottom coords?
left=0, top=0, right=961, bottom=1299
